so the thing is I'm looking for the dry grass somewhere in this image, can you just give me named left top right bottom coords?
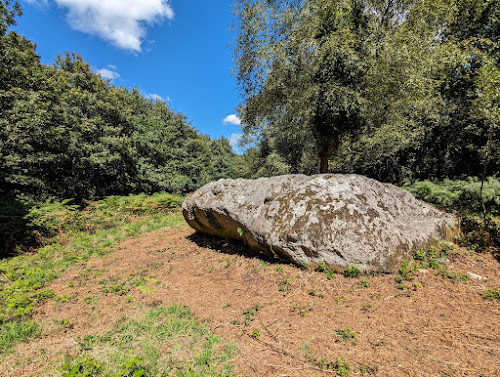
left=1, top=225, right=499, bottom=376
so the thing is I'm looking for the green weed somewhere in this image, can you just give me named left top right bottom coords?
left=360, top=364, right=378, bottom=375
left=344, top=266, right=361, bottom=278
left=480, top=289, right=500, bottom=302
left=292, top=303, right=312, bottom=317
left=243, top=304, right=261, bottom=326
left=0, top=320, right=41, bottom=355
left=395, top=260, right=416, bottom=283
left=335, top=327, right=356, bottom=342
left=278, top=277, right=292, bottom=294
left=332, top=356, right=350, bottom=376
left=361, top=302, right=373, bottom=312
left=438, top=268, right=470, bottom=284
left=360, top=278, right=370, bottom=288
left=59, top=357, right=101, bottom=377
left=251, top=329, right=261, bottom=338
left=309, top=289, right=325, bottom=298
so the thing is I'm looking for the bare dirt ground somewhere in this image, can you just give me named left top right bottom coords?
left=2, top=225, right=500, bottom=376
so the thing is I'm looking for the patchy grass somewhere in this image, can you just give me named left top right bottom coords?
left=0, top=193, right=184, bottom=356
left=0, top=320, right=41, bottom=355
left=394, top=243, right=473, bottom=294
left=58, top=304, right=236, bottom=377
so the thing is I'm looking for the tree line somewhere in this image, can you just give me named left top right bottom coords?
left=0, top=1, right=237, bottom=204
left=2, top=0, right=499, bottom=205
left=232, top=0, right=499, bottom=183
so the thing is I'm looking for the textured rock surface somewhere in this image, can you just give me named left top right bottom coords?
left=182, top=174, right=458, bottom=272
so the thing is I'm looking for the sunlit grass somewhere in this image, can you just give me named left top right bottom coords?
left=59, top=305, right=236, bottom=376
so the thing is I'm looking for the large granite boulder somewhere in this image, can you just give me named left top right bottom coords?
left=182, top=174, right=458, bottom=272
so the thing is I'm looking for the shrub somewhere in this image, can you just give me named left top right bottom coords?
left=404, top=177, right=500, bottom=213
left=1, top=192, right=185, bottom=254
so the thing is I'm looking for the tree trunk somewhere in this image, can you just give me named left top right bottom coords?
left=319, top=137, right=337, bottom=173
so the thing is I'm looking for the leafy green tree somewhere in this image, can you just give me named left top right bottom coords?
left=234, top=0, right=500, bottom=181
left=234, top=0, right=370, bottom=173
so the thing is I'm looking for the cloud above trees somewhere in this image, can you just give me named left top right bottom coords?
left=223, top=114, right=241, bottom=125
left=43, top=0, right=175, bottom=51
left=96, top=67, right=120, bottom=80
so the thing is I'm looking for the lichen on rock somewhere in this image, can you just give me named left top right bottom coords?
left=182, top=174, right=458, bottom=272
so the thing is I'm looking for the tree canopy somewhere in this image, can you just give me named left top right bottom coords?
left=233, top=0, right=500, bottom=181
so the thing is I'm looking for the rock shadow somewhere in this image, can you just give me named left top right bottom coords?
left=187, top=232, right=282, bottom=265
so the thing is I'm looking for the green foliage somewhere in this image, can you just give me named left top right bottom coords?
left=332, top=356, right=350, bottom=377
left=0, top=319, right=40, bottom=355
left=243, top=304, right=261, bottom=326
left=395, top=260, right=416, bottom=284
left=251, top=329, right=261, bottom=338
left=395, top=244, right=472, bottom=292
left=343, top=266, right=361, bottom=278
left=335, top=327, right=356, bottom=342
left=0, top=243, right=61, bottom=323
left=405, top=178, right=500, bottom=213
left=0, top=5, right=238, bottom=205
left=1, top=191, right=184, bottom=254
left=0, top=201, right=30, bottom=255
left=0, top=193, right=185, bottom=354
left=233, top=0, right=500, bottom=182
left=0, top=0, right=239, bottom=255
left=480, top=289, right=500, bottom=303
left=406, top=178, right=500, bottom=247
left=359, top=364, right=378, bottom=375
left=59, top=357, right=101, bottom=377
left=437, top=268, right=470, bottom=284
left=278, top=277, right=292, bottom=294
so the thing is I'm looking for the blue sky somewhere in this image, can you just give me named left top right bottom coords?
left=15, top=0, right=243, bottom=149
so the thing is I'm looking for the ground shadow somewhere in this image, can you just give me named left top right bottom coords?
left=187, top=232, right=285, bottom=265
left=0, top=200, right=32, bottom=259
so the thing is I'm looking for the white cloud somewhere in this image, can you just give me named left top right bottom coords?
left=223, top=114, right=241, bottom=126
left=228, top=133, right=242, bottom=148
left=145, top=93, right=163, bottom=102
left=144, top=92, right=170, bottom=102
left=96, top=67, right=120, bottom=80
left=107, top=64, right=118, bottom=70
left=53, top=0, right=174, bottom=52
left=25, top=0, right=49, bottom=6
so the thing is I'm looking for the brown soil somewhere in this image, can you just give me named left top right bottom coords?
left=1, top=226, right=499, bottom=376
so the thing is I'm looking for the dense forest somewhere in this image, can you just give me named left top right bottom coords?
left=233, top=0, right=499, bottom=183
left=0, top=2, right=237, bottom=204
